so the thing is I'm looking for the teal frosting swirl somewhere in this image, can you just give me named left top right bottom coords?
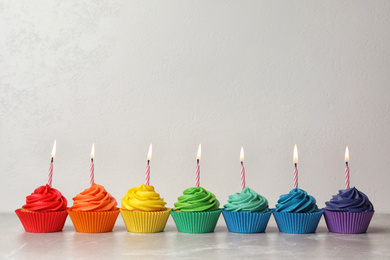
left=173, top=187, right=220, bottom=212
left=275, top=188, right=318, bottom=213
left=224, top=187, right=269, bottom=213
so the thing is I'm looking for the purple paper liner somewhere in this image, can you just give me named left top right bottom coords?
left=222, top=209, right=273, bottom=233
left=322, top=209, right=374, bottom=234
left=273, top=209, right=323, bottom=234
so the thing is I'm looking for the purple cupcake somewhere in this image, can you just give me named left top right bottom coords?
left=323, top=187, right=374, bottom=234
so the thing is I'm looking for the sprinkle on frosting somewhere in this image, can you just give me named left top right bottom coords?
left=173, top=187, right=220, bottom=212
left=22, top=184, right=67, bottom=212
left=224, top=187, right=268, bottom=213
left=324, top=187, right=373, bottom=213
left=70, top=183, right=117, bottom=212
left=275, top=188, right=318, bottom=213
left=121, top=184, right=167, bottom=211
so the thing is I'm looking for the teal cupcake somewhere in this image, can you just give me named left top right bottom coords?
left=273, top=188, right=323, bottom=234
left=222, top=187, right=272, bottom=233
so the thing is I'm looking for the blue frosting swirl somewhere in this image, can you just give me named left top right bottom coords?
left=275, top=188, right=317, bottom=213
left=324, top=187, right=373, bottom=213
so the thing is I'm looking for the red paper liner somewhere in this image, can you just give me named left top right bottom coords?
left=323, top=209, right=374, bottom=234
left=15, top=208, right=68, bottom=233
left=67, top=208, right=120, bottom=233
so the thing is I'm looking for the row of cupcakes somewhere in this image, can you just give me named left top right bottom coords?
left=16, top=143, right=374, bottom=234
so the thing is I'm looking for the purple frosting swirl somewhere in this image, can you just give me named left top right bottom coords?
left=324, top=187, right=373, bottom=213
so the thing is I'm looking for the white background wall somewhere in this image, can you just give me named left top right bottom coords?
left=1, top=1, right=390, bottom=213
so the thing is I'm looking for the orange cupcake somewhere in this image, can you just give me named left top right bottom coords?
left=67, top=183, right=120, bottom=233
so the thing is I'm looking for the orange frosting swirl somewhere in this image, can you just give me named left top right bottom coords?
left=70, top=184, right=117, bottom=212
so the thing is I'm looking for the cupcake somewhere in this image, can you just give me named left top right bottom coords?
left=273, top=188, right=323, bottom=234
left=171, top=187, right=221, bottom=233
left=15, top=184, right=68, bottom=233
left=120, top=184, right=171, bottom=233
left=222, top=187, right=272, bottom=233
left=323, top=187, right=374, bottom=233
left=67, top=183, right=120, bottom=233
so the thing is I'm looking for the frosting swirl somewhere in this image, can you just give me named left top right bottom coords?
left=22, top=184, right=67, bottom=212
left=122, top=184, right=167, bottom=211
left=70, top=183, right=117, bottom=212
left=275, top=188, right=317, bottom=213
left=224, top=187, right=268, bottom=213
left=173, top=187, right=220, bottom=212
left=324, top=187, right=373, bottom=212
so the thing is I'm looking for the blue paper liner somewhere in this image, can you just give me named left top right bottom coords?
left=170, top=209, right=222, bottom=233
left=323, top=209, right=374, bottom=234
left=222, top=209, right=273, bottom=233
left=273, top=209, right=323, bottom=234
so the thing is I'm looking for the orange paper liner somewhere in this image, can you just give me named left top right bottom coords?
left=15, top=208, right=68, bottom=233
left=120, top=208, right=171, bottom=233
left=67, top=208, right=120, bottom=233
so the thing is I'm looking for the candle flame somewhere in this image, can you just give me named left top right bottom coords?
left=196, top=144, right=201, bottom=160
left=91, top=143, right=95, bottom=159
left=345, top=146, right=349, bottom=162
left=240, top=147, right=244, bottom=162
left=293, top=144, right=298, bottom=164
left=147, top=143, right=152, bottom=161
left=51, top=140, right=57, bottom=159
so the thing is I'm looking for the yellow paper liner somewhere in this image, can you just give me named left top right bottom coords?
left=67, top=208, right=120, bottom=233
left=120, top=208, right=171, bottom=233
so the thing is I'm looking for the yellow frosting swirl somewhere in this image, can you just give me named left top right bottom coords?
left=121, top=184, right=167, bottom=211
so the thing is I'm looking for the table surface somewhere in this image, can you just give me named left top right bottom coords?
left=1, top=212, right=390, bottom=259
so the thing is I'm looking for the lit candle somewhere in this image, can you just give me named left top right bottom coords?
left=293, top=144, right=298, bottom=188
left=195, top=144, right=201, bottom=187
left=240, top=147, right=246, bottom=190
left=90, top=143, right=95, bottom=186
left=345, top=146, right=350, bottom=189
left=145, top=143, right=152, bottom=185
left=47, top=140, right=56, bottom=187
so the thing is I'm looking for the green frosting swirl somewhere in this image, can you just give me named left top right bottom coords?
left=224, top=187, right=269, bottom=213
left=173, top=187, right=220, bottom=212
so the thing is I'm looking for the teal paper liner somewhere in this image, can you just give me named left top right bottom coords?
left=273, top=209, right=323, bottom=234
left=222, top=209, right=272, bottom=233
left=323, top=209, right=374, bottom=234
left=170, top=209, right=222, bottom=233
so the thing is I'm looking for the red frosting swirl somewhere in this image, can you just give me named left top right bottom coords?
left=22, top=184, right=67, bottom=212
left=70, top=184, right=117, bottom=212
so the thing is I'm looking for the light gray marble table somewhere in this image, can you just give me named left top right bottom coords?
left=1, top=212, right=389, bottom=259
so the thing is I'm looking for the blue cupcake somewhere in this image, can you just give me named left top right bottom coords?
left=273, top=188, right=323, bottom=234
left=323, top=187, right=374, bottom=233
left=222, top=187, right=272, bottom=233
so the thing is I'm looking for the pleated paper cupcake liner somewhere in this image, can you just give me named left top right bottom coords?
left=222, top=209, right=273, bottom=233
left=323, top=209, right=374, bottom=234
left=170, top=209, right=222, bottom=233
left=120, top=208, right=171, bottom=233
left=273, top=209, right=323, bottom=234
left=15, top=208, right=68, bottom=233
left=67, top=208, right=120, bottom=233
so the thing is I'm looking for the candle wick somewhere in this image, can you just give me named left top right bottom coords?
left=294, top=163, right=297, bottom=168
left=147, top=160, right=150, bottom=166
left=51, top=157, right=54, bottom=163
left=91, top=158, right=94, bottom=163
left=197, top=159, right=199, bottom=164
left=346, top=161, right=348, bottom=167
left=241, top=161, right=243, bottom=166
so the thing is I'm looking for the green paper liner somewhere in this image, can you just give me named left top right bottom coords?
left=67, top=208, right=120, bottom=233
left=170, top=209, right=222, bottom=233
left=273, top=209, right=323, bottom=234
left=15, top=208, right=68, bottom=233
left=120, top=208, right=171, bottom=233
